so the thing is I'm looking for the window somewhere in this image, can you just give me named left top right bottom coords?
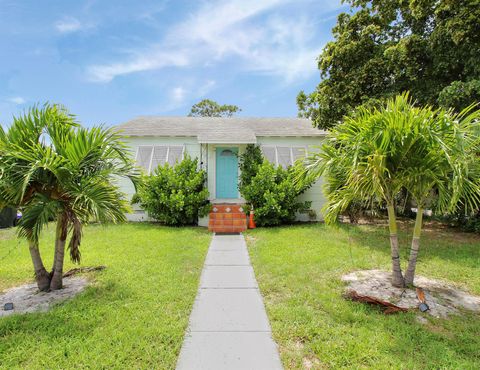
left=150, top=146, right=168, bottom=170
left=220, top=149, right=235, bottom=156
left=167, top=146, right=184, bottom=166
left=292, top=147, right=307, bottom=162
left=260, top=146, right=308, bottom=167
left=136, top=146, right=154, bottom=170
left=135, top=145, right=185, bottom=173
left=261, top=146, right=276, bottom=163
left=276, top=147, right=292, bottom=168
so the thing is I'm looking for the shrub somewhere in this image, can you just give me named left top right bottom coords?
left=133, top=156, right=210, bottom=225
left=441, top=207, right=480, bottom=233
left=239, top=145, right=313, bottom=226
left=239, top=144, right=263, bottom=189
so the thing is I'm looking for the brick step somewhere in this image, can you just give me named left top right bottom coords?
left=211, top=204, right=246, bottom=213
left=208, top=204, right=247, bottom=233
left=209, top=212, right=247, bottom=218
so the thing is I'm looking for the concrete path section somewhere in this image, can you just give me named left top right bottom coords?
left=176, top=234, right=283, bottom=370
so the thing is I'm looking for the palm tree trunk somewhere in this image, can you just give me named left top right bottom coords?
left=50, top=214, right=68, bottom=290
left=404, top=207, right=423, bottom=286
left=387, top=204, right=405, bottom=287
left=28, top=241, right=51, bottom=291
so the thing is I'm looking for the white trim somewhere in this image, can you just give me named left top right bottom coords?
left=198, top=139, right=257, bottom=144
left=147, top=147, right=154, bottom=173
left=134, top=147, right=140, bottom=162
left=166, top=146, right=170, bottom=165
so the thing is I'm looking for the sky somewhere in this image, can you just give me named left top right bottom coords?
left=0, top=0, right=349, bottom=127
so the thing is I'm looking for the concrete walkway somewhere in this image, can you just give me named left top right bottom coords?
left=176, top=234, right=283, bottom=370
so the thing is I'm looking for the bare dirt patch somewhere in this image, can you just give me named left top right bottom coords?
left=342, top=270, right=480, bottom=318
left=0, top=276, right=89, bottom=317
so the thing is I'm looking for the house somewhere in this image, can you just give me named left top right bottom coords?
left=116, top=116, right=327, bottom=232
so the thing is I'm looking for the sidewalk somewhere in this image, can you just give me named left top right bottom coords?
left=176, top=234, right=283, bottom=370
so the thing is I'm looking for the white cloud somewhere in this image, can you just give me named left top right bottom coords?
left=88, top=51, right=189, bottom=82
left=8, top=96, right=26, bottom=105
left=55, top=17, right=83, bottom=33
left=198, top=80, right=216, bottom=97
left=87, top=0, right=341, bottom=83
left=171, top=86, right=186, bottom=103
left=163, top=79, right=217, bottom=111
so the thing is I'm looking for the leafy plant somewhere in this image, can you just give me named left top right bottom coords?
left=239, top=144, right=313, bottom=226
left=302, top=93, right=480, bottom=287
left=0, top=104, right=138, bottom=291
left=298, top=0, right=480, bottom=129
left=188, top=99, right=241, bottom=117
left=133, top=156, right=210, bottom=226
left=238, top=144, right=263, bottom=189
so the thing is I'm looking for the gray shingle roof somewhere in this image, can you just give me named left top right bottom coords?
left=116, top=116, right=326, bottom=143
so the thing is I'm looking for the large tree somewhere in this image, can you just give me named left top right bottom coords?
left=188, top=99, right=241, bottom=117
left=0, top=104, right=138, bottom=291
left=302, top=94, right=480, bottom=287
left=298, top=0, right=480, bottom=129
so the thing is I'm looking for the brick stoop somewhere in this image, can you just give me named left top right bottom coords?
left=208, top=204, right=247, bottom=233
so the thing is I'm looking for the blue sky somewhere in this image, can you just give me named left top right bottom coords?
left=0, top=0, right=348, bottom=127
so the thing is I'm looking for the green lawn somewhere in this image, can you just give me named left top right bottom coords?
left=246, top=223, right=480, bottom=369
left=0, top=223, right=211, bottom=369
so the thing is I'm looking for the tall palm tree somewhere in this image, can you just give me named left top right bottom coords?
left=303, top=94, right=480, bottom=287
left=0, top=104, right=139, bottom=291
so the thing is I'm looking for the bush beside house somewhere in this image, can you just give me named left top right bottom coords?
left=239, top=144, right=313, bottom=226
left=0, top=207, right=16, bottom=228
left=133, top=156, right=210, bottom=226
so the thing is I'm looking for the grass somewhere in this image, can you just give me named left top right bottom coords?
left=246, top=222, right=480, bottom=369
left=0, top=223, right=211, bottom=369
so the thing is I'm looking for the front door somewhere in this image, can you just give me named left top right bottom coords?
left=216, top=147, right=238, bottom=199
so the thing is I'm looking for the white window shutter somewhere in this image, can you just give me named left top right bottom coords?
left=292, top=147, right=306, bottom=163
left=136, top=146, right=153, bottom=171
left=150, top=146, right=168, bottom=172
left=276, top=147, right=292, bottom=167
left=261, top=146, right=276, bottom=163
left=167, top=146, right=184, bottom=166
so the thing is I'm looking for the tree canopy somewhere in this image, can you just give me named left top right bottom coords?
left=298, top=0, right=480, bottom=129
left=188, top=99, right=241, bottom=117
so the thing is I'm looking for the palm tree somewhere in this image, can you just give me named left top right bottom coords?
left=0, top=104, right=139, bottom=291
left=303, top=94, right=480, bottom=287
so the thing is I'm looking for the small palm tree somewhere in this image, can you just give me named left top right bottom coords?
left=303, top=94, right=480, bottom=287
left=0, top=104, right=139, bottom=291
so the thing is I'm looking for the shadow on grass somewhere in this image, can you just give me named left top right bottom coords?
left=343, top=221, right=480, bottom=267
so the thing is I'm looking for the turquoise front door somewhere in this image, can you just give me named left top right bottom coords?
left=216, top=147, right=238, bottom=199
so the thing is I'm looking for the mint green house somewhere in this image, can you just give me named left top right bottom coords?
left=116, top=116, right=327, bottom=227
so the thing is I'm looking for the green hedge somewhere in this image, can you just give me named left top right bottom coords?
left=133, top=156, right=210, bottom=226
left=239, top=144, right=313, bottom=226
